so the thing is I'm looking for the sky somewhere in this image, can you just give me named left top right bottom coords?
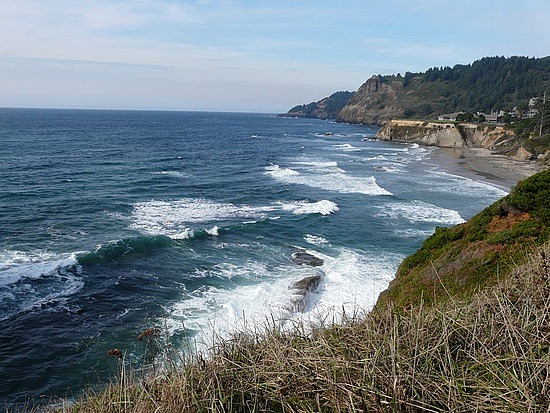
left=0, top=0, right=549, bottom=113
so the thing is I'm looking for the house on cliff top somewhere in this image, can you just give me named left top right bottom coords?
left=438, top=112, right=462, bottom=121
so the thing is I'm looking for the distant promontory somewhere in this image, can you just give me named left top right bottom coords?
left=280, top=56, right=550, bottom=126
left=277, top=91, right=354, bottom=120
left=280, top=55, right=550, bottom=164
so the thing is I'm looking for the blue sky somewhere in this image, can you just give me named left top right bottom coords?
left=1, top=0, right=549, bottom=112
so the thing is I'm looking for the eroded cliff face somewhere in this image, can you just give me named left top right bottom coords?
left=375, top=120, right=515, bottom=149
left=337, top=76, right=404, bottom=125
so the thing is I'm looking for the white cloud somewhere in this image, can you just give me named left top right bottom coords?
left=0, top=0, right=548, bottom=111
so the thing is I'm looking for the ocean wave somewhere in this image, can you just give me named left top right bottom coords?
left=265, top=164, right=392, bottom=196
left=312, top=132, right=347, bottom=138
left=129, top=198, right=272, bottom=237
left=163, top=245, right=404, bottom=349
left=333, top=143, right=361, bottom=152
left=164, top=258, right=311, bottom=345
left=77, top=235, right=174, bottom=265
left=290, top=160, right=347, bottom=174
left=153, top=170, right=191, bottom=178
left=392, top=228, right=436, bottom=238
left=303, top=248, right=402, bottom=316
left=278, top=200, right=339, bottom=215
left=303, top=234, right=330, bottom=246
left=0, top=250, right=79, bottom=287
left=128, top=197, right=341, bottom=238
left=376, top=200, right=465, bottom=225
left=365, top=155, right=389, bottom=161
left=427, top=170, right=509, bottom=197
left=264, top=164, right=300, bottom=179
left=0, top=250, right=83, bottom=320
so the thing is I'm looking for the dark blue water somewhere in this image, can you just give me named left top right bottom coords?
left=0, top=109, right=508, bottom=405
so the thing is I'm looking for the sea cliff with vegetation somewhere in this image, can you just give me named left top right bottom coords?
left=336, top=56, right=550, bottom=126
left=26, top=171, right=549, bottom=413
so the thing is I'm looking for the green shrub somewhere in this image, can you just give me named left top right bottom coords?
left=485, top=220, right=543, bottom=244
left=508, top=170, right=550, bottom=224
left=523, top=135, right=550, bottom=156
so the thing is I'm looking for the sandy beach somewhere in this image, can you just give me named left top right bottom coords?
left=429, top=147, right=543, bottom=191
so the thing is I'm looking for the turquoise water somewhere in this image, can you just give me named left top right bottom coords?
left=0, top=109, right=508, bottom=404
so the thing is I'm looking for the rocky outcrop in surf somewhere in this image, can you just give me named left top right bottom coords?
left=291, top=251, right=324, bottom=267
left=288, top=250, right=324, bottom=312
left=289, top=275, right=322, bottom=312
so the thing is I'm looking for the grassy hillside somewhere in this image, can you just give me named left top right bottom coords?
left=377, top=170, right=550, bottom=309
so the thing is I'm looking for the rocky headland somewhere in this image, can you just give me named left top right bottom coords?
left=278, top=91, right=354, bottom=120
left=337, top=75, right=404, bottom=125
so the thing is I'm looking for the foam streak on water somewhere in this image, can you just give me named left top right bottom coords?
left=0, top=110, right=508, bottom=405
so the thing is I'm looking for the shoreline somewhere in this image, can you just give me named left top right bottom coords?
left=428, top=146, right=543, bottom=191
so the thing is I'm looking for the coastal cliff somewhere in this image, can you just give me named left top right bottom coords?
left=337, top=75, right=404, bottom=125
left=375, top=119, right=515, bottom=150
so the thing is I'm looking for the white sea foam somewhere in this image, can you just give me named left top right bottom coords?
left=375, top=166, right=402, bottom=173
left=393, top=228, right=436, bottom=238
left=333, top=143, right=361, bottom=152
left=303, top=248, right=401, bottom=318
left=290, top=160, right=346, bottom=174
left=130, top=198, right=271, bottom=237
left=279, top=200, right=339, bottom=215
left=0, top=250, right=80, bottom=287
left=264, top=164, right=300, bottom=178
left=130, top=197, right=342, bottom=238
left=206, top=226, right=220, bottom=236
left=365, top=155, right=389, bottom=161
left=376, top=200, right=465, bottom=225
left=0, top=250, right=84, bottom=320
left=171, top=228, right=195, bottom=240
left=304, top=234, right=330, bottom=246
left=13, top=271, right=84, bottom=318
left=427, top=170, right=509, bottom=197
left=164, top=246, right=402, bottom=349
left=265, top=164, right=392, bottom=196
left=154, top=171, right=190, bottom=178
left=164, top=259, right=310, bottom=346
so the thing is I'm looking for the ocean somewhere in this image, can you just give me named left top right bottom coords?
left=0, top=109, right=508, bottom=405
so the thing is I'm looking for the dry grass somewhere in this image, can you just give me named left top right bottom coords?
left=32, top=242, right=550, bottom=412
